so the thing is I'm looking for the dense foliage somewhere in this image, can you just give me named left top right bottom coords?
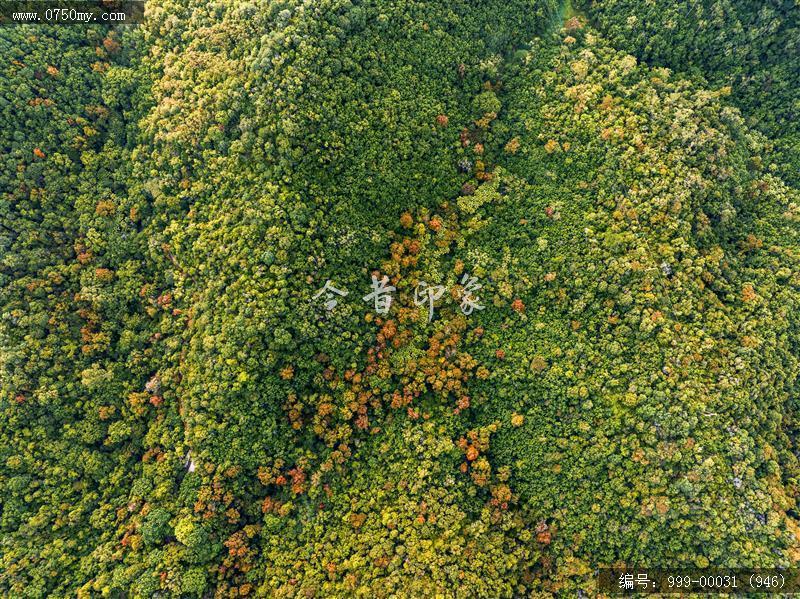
left=2, top=1, right=799, bottom=597
left=575, top=0, right=800, bottom=185
left=471, top=25, right=800, bottom=580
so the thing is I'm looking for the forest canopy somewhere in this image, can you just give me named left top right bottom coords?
left=1, top=1, right=799, bottom=597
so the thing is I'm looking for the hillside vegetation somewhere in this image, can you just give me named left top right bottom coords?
left=576, top=0, right=799, bottom=185
left=1, top=1, right=799, bottom=597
